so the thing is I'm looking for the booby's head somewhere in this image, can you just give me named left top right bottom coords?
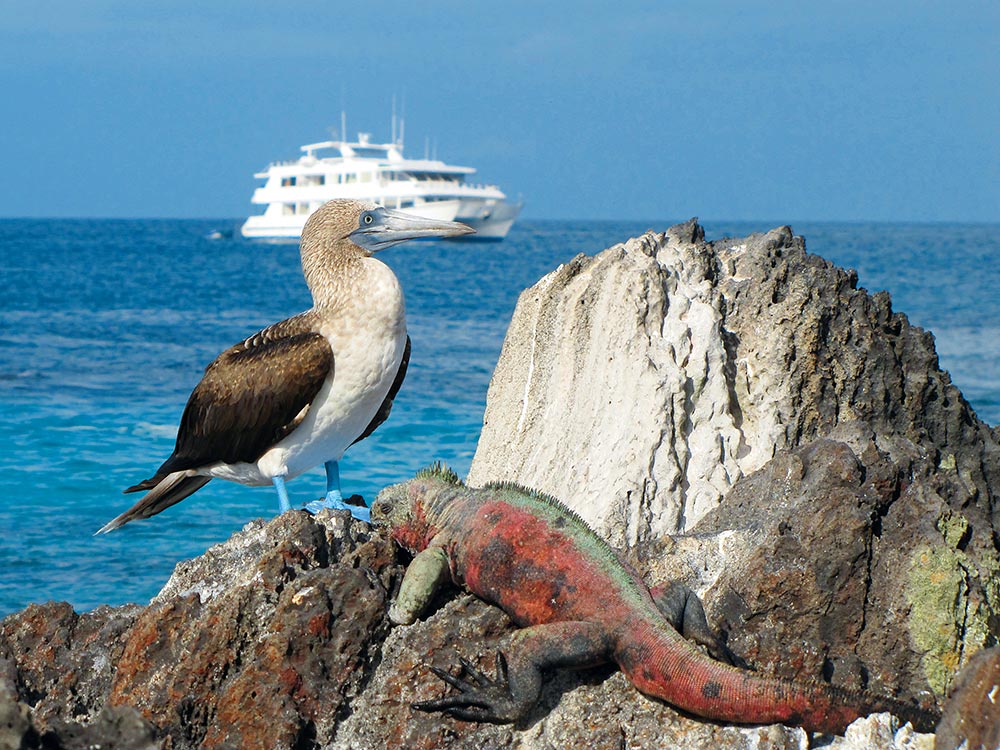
left=301, top=199, right=474, bottom=258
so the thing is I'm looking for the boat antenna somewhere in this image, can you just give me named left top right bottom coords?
left=424, top=136, right=429, bottom=160
left=391, top=95, right=397, bottom=145
left=338, top=82, right=346, bottom=139
left=400, top=93, right=406, bottom=148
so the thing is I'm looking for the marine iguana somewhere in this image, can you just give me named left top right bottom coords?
left=370, top=463, right=938, bottom=734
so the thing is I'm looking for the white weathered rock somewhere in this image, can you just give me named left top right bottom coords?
left=469, top=224, right=738, bottom=545
left=469, top=220, right=997, bottom=550
left=469, top=223, right=773, bottom=545
left=827, top=713, right=935, bottom=750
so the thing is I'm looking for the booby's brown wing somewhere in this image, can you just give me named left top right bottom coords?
left=127, top=314, right=331, bottom=489
left=176, top=332, right=331, bottom=466
left=352, top=335, right=410, bottom=446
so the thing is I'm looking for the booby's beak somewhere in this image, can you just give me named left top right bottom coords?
left=349, top=207, right=475, bottom=252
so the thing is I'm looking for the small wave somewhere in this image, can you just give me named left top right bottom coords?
left=132, top=421, right=180, bottom=439
left=0, top=369, right=39, bottom=381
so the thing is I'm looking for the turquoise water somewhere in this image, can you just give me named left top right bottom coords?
left=1, top=219, right=997, bottom=617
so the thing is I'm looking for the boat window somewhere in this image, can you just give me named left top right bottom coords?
left=296, top=202, right=310, bottom=215
left=281, top=176, right=297, bottom=187
left=282, top=203, right=295, bottom=215
left=401, top=200, right=414, bottom=208
left=353, top=147, right=389, bottom=159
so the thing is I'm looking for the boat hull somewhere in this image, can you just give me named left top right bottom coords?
left=455, top=200, right=523, bottom=240
left=241, top=199, right=463, bottom=239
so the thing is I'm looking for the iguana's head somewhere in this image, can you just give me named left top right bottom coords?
left=369, top=482, right=411, bottom=531
left=371, top=463, right=463, bottom=552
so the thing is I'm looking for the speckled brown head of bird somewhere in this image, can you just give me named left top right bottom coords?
left=301, top=199, right=474, bottom=258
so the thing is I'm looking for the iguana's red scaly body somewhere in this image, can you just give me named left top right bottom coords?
left=371, top=465, right=936, bottom=734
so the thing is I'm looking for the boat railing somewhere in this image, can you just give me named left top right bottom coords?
left=257, top=178, right=501, bottom=193
left=375, top=177, right=501, bottom=191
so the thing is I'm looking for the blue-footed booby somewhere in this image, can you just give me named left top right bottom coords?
left=98, top=199, right=473, bottom=534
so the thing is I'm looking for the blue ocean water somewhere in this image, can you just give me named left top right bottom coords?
left=1, top=219, right=997, bottom=617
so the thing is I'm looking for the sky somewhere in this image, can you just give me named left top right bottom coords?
left=1, top=1, right=997, bottom=222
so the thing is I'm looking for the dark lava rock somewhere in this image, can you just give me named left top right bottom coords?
left=1, top=509, right=400, bottom=749
left=936, top=646, right=1000, bottom=750
left=0, top=601, right=141, bottom=730
left=108, top=510, right=397, bottom=750
left=693, top=434, right=959, bottom=711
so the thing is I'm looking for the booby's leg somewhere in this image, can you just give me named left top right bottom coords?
left=272, top=475, right=291, bottom=513
left=325, top=459, right=344, bottom=504
left=304, top=460, right=371, bottom=523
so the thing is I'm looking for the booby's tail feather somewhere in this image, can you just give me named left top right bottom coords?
left=97, top=472, right=212, bottom=534
left=124, top=475, right=161, bottom=493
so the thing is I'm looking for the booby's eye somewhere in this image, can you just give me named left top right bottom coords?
left=362, top=213, right=374, bottom=225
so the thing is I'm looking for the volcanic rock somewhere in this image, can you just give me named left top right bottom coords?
left=935, top=646, right=1000, bottom=750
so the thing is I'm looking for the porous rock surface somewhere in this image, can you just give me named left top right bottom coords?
left=1, top=511, right=401, bottom=749
left=2, top=221, right=998, bottom=749
left=0, top=509, right=931, bottom=750
left=934, top=645, right=1000, bottom=750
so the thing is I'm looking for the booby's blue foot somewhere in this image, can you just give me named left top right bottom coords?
left=303, top=493, right=371, bottom=523
left=273, top=475, right=291, bottom=513
left=303, top=460, right=371, bottom=522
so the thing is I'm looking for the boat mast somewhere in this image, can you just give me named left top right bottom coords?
left=399, top=94, right=406, bottom=149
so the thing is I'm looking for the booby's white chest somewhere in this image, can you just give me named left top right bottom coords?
left=279, top=261, right=406, bottom=476
left=212, top=259, right=407, bottom=484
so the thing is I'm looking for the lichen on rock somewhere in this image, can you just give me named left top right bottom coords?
left=906, top=511, right=999, bottom=697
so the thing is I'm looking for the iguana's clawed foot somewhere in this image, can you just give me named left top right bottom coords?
left=412, top=652, right=526, bottom=724
left=651, top=581, right=746, bottom=668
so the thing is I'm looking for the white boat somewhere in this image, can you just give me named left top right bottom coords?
left=241, top=125, right=522, bottom=240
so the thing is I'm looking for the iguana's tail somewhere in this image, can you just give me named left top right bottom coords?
left=616, top=622, right=938, bottom=734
